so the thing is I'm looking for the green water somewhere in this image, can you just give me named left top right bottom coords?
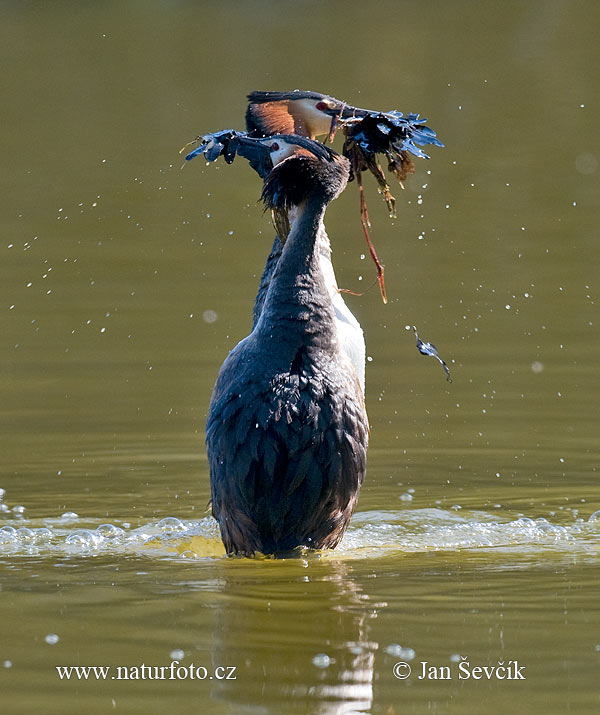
left=2, top=1, right=599, bottom=713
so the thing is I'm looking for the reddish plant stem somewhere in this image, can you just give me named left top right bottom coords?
left=358, top=179, right=387, bottom=304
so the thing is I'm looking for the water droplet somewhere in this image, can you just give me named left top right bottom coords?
left=385, top=644, right=415, bottom=659
left=312, top=653, right=332, bottom=668
left=60, top=511, right=79, bottom=521
left=45, top=634, right=59, bottom=645
left=202, top=310, right=218, bottom=324
left=170, top=649, right=185, bottom=661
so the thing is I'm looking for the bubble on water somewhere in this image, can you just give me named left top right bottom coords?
left=450, top=653, right=462, bottom=663
left=157, top=517, right=186, bottom=532
left=588, top=510, right=600, bottom=523
left=60, top=512, right=79, bottom=521
left=594, top=644, right=600, bottom=652
left=531, top=361, right=544, bottom=374
left=65, top=529, right=103, bottom=549
left=0, top=488, right=5, bottom=501
left=3, top=660, right=12, bottom=668
left=16, top=527, right=36, bottom=543
left=35, top=528, right=52, bottom=541
left=0, top=526, right=17, bottom=544
left=12, top=505, right=26, bottom=515
left=312, top=653, right=332, bottom=668
left=45, top=634, right=60, bottom=645
left=170, top=649, right=185, bottom=660
left=399, top=493, right=413, bottom=502
left=384, top=643, right=415, bottom=660
left=202, top=310, right=218, bottom=323
left=96, top=523, right=125, bottom=540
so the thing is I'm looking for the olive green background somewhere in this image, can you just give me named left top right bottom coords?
left=2, top=2, right=599, bottom=713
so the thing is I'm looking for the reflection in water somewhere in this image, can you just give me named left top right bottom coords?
left=209, top=559, right=377, bottom=714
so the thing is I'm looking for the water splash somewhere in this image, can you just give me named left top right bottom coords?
left=0, top=509, right=223, bottom=559
left=335, top=508, right=600, bottom=562
left=1, top=495, right=599, bottom=563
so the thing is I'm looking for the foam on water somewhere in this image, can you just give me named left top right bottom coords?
left=1, top=490, right=599, bottom=562
left=334, top=508, right=600, bottom=562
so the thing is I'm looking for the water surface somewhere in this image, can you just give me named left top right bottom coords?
left=2, top=2, right=599, bottom=713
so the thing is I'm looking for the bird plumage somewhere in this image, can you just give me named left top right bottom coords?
left=206, top=145, right=368, bottom=556
left=244, top=96, right=367, bottom=394
left=187, top=91, right=443, bottom=556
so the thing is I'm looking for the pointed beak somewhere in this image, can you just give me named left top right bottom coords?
left=320, top=102, right=371, bottom=120
left=338, top=104, right=372, bottom=120
left=232, top=136, right=276, bottom=179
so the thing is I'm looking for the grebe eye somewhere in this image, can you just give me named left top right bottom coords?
left=270, top=142, right=279, bottom=151
left=315, top=102, right=328, bottom=111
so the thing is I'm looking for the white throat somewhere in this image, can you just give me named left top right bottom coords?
left=313, top=219, right=366, bottom=395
